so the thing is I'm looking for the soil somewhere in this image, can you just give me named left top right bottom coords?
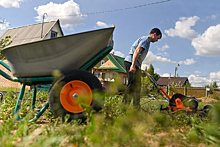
left=197, top=97, right=218, bottom=103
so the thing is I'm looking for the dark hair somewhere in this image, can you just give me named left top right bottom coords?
left=150, top=28, right=162, bottom=39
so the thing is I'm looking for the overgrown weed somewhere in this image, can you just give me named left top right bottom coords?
left=0, top=89, right=219, bottom=146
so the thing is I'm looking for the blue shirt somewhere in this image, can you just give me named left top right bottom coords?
left=124, top=36, right=150, bottom=67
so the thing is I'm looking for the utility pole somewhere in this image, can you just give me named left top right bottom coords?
left=174, top=63, right=180, bottom=77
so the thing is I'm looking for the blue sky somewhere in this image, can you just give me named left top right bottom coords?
left=0, top=0, right=220, bottom=87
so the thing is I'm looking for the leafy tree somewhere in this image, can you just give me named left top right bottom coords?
left=141, top=64, right=160, bottom=96
left=147, top=64, right=160, bottom=81
left=0, top=35, right=12, bottom=59
left=210, top=81, right=218, bottom=88
left=147, top=64, right=154, bottom=76
left=204, top=81, right=218, bottom=88
left=184, top=81, right=192, bottom=88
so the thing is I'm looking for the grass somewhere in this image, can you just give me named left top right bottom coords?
left=0, top=88, right=219, bottom=147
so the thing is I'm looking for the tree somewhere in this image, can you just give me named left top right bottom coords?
left=0, top=35, right=12, bottom=59
left=204, top=81, right=218, bottom=88
left=141, top=64, right=160, bottom=96
left=184, top=81, right=192, bottom=88
left=147, top=64, right=160, bottom=81
left=211, top=81, right=218, bottom=88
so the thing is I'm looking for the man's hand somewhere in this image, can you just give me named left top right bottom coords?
left=129, top=65, right=136, bottom=73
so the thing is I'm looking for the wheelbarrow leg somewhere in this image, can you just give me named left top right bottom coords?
left=29, top=102, right=49, bottom=122
left=31, top=86, right=37, bottom=110
left=14, top=84, right=26, bottom=121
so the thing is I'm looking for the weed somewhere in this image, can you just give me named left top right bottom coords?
left=0, top=89, right=219, bottom=146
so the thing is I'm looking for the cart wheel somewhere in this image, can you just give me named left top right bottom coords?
left=0, top=92, right=3, bottom=102
left=49, top=69, right=104, bottom=120
left=203, top=104, right=213, bottom=114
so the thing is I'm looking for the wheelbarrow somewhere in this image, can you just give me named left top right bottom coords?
left=0, top=26, right=115, bottom=122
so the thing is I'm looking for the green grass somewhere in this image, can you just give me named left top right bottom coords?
left=0, top=87, right=21, bottom=93
left=0, top=89, right=219, bottom=147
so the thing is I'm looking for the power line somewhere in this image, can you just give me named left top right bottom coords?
left=48, top=0, right=171, bottom=18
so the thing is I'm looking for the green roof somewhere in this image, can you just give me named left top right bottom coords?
left=98, top=53, right=127, bottom=73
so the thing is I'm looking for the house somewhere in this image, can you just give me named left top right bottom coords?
left=157, top=77, right=189, bottom=87
left=0, top=20, right=63, bottom=88
left=92, top=53, right=127, bottom=92
left=0, top=19, right=63, bottom=48
left=157, top=77, right=189, bottom=90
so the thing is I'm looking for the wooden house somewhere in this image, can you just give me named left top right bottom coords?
left=92, top=53, right=127, bottom=91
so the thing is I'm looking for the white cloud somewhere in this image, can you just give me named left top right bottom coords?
left=184, top=71, right=191, bottom=74
left=161, top=73, right=171, bottom=77
left=0, top=0, right=26, bottom=8
left=96, top=21, right=108, bottom=28
left=143, top=51, right=196, bottom=66
left=188, top=74, right=211, bottom=87
left=156, top=52, right=169, bottom=57
left=158, top=43, right=170, bottom=51
left=110, top=50, right=124, bottom=57
left=178, top=58, right=196, bottom=65
left=155, top=68, right=160, bottom=72
left=192, top=24, right=220, bottom=56
left=141, top=63, right=148, bottom=70
left=188, top=72, right=220, bottom=87
left=160, top=72, right=220, bottom=87
left=34, top=0, right=83, bottom=29
left=0, top=21, right=9, bottom=32
left=144, top=51, right=175, bottom=64
left=210, top=71, right=220, bottom=81
left=210, top=14, right=218, bottom=20
left=195, top=71, right=201, bottom=74
left=165, top=16, right=200, bottom=40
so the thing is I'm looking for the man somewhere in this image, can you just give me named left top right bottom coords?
left=123, top=28, right=162, bottom=108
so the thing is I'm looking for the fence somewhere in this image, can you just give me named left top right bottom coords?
left=162, top=86, right=220, bottom=98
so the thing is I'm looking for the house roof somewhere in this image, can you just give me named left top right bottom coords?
left=0, top=20, right=63, bottom=48
left=98, top=53, right=126, bottom=73
left=157, top=77, right=189, bottom=86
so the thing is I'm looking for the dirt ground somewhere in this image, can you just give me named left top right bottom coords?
left=197, top=97, right=218, bottom=103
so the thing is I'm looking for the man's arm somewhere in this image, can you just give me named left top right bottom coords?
left=129, top=46, right=143, bottom=73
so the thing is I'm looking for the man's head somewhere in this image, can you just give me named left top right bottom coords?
left=149, top=28, right=162, bottom=43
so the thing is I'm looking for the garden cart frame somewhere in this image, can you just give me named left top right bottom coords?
left=144, top=71, right=213, bottom=115
left=0, top=26, right=115, bottom=122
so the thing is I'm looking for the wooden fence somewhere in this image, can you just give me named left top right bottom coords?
left=162, top=86, right=220, bottom=98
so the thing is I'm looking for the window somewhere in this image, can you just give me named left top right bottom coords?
left=102, top=73, right=106, bottom=80
left=101, top=60, right=105, bottom=65
left=123, top=76, right=127, bottom=85
left=51, top=31, right=57, bottom=38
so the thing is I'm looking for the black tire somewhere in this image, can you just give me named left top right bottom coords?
left=49, top=69, right=104, bottom=120
left=203, top=104, right=213, bottom=114
left=0, top=92, right=3, bottom=101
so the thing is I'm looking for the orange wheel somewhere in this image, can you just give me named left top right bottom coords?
left=49, top=69, right=104, bottom=121
left=60, top=80, right=92, bottom=113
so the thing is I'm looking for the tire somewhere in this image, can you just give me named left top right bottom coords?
left=203, top=104, right=213, bottom=114
left=0, top=92, right=3, bottom=101
left=49, top=69, right=104, bottom=120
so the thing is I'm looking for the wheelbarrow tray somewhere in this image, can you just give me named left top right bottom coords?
left=2, top=27, right=114, bottom=78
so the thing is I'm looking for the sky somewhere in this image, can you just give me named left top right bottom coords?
left=0, top=0, right=220, bottom=87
